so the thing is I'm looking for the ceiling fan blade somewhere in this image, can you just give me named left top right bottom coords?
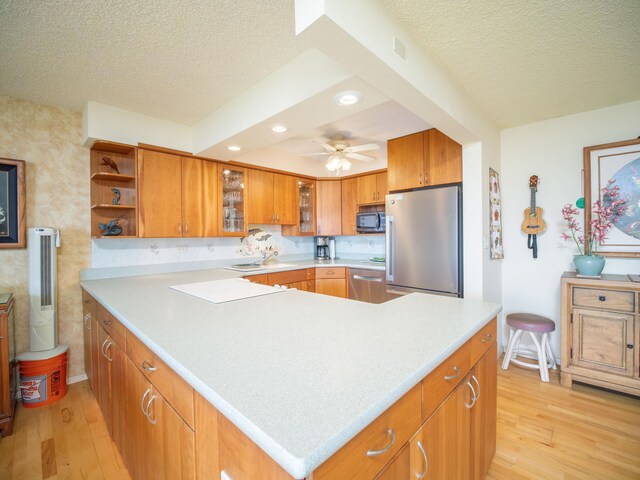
left=312, top=141, right=337, bottom=152
left=346, top=152, right=375, bottom=161
left=344, top=143, right=380, bottom=153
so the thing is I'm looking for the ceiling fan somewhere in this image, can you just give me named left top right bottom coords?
left=305, top=135, right=380, bottom=174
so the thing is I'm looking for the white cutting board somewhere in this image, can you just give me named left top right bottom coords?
left=169, top=278, right=286, bottom=304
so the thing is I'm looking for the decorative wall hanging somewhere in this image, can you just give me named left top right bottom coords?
left=489, top=168, right=503, bottom=259
left=584, top=137, right=640, bottom=257
left=0, top=158, right=26, bottom=249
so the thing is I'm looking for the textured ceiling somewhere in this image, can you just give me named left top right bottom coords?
left=0, top=0, right=306, bottom=125
left=379, top=0, right=640, bottom=128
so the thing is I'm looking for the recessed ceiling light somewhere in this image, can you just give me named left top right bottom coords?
left=228, top=145, right=241, bottom=151
left=334, top=91, right=362, bottom=106
left=271, top=125, right=288, bottom=133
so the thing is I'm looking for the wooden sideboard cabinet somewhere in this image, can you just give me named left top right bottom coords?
left=0, top=293, right=16, bottom=437
left=560, top=273, right=640, bottom=396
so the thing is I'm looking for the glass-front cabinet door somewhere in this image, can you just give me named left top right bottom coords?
left=298, top=179, right=315, bottom=235
left=218, top=165, right=248, bottom=237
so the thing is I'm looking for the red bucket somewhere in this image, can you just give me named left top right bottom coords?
left=18, top=345, right=68, bottom=408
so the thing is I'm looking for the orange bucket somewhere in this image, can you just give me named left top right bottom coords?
left=18, top=345, right=68, bottom=408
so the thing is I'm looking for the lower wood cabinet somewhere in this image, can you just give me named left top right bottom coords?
left=125, top=356, right=196, bottom=480
left=316, top=267, right=347, bottom=298
left=0, top=294, right=16, bottom=437
left=83, top=287, right=496, bottom=480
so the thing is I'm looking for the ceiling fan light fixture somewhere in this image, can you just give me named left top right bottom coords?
left=341, top=158, right=351, bottom=170
left=325, top=155, right=342, bottom=171
left=334, top=90, right=362, bottom=106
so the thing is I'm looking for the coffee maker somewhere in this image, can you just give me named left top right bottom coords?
left=315, top=236, right=330, bottom=260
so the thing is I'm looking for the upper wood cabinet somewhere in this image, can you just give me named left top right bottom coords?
left=247, top=169, right=297, bottom=225
left=281, top=178, right=316, bottom=236
left=341, top=178, right=358, bottom=235
left=387, top=128, right=462, bottom=192
left=139, top=150, right=218, bottom=238
left=182, top=157, right=218, bottom=237
left=356, top=172, right=387, bottom=205
left=219, top=165, right=248, bottom=237
left=316, top=180, right=342, bottom=236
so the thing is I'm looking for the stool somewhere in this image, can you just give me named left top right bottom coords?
left=502, top=313, right=556, bottom=382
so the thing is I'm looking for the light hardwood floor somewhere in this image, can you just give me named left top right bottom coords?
left=1, top=362, right=639, bottom=480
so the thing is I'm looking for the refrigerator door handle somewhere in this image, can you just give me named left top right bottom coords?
left=386, top=215, right=394, bottom=282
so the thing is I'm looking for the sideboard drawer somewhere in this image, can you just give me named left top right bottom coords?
left=316, top=267, right=346, bottom=279
left=96, top=304, right=126, bottom=347
left=312, top=384, right=421, bottom=480
left=572, top=287, right=635, bottom=312
left=470, top=318, right=497, bottom=367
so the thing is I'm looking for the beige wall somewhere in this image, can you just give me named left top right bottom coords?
left=0, top=96, right=90, bottom=377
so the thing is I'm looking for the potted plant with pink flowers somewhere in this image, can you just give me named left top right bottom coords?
left=561, top=179, right=627, bottom=276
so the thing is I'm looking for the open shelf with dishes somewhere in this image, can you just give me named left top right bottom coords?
left=90, top=141, right=138, bottom=238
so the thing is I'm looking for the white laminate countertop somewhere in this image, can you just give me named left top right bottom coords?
left=81, top=265, right=501, bottom=479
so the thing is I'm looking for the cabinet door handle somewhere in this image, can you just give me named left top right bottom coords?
left=142, top=359, right=157, bottom=372
left=444, top=365, right=461, bottom=380
left=178, top=223, right=182, bottom=235
left=83, top=313, right=91, bottom=328
left=419, top=173, right=423, bottom=185
left=185, top=223, right=189, bottom=234
left=465, top=381, right=477, bottom=409
left=471, top=374, right=481, bottom=400
left=627, top=344, right=634, bottom=349
left=141, top=388, right=151, bottom=418
left=101, top=316, right=112, bottom=326
left=101, top=339, right=109, bottom=357
left=145, top=394, right=157, bottom=425
left=481, top=333, right=493, bottom=343
left=104, top=341, right=113, bottom=362
left=416, top=440, right=428, bottom=479
left=598, top=295, right=606, bottom=301
left=366, top=428, right=395, bottom=457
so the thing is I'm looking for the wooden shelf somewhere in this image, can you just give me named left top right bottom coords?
left=91, top=204, right=136, bottom=210
left=91, top=172, right=136, bottom=182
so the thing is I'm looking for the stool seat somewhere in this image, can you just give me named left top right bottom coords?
left=506, top=313, right=555, bottom=333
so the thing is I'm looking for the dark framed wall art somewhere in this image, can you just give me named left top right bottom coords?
left=584, top=138, right=640, bottom=257
left=0, top=158, right=26, bottom=249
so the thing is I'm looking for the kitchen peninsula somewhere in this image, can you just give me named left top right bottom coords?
left=81, top=263, right=501, bottom=479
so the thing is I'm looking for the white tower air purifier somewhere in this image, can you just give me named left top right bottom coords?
left=28, top=227, right=61, bottom=351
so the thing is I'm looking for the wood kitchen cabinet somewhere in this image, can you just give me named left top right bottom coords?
left=561, top=273, right=640, bottom=396
left=82, top=290, right=98, bottom=393
left=218, top=165, right=248, bottom=237
left=316, top=180, right=342, bottom=236
left=387, top=128, right=462, bottom=192
left=281, top=178, right=316, bottom=236
left=247, top=169, right=297, bottom=225
left=341, top=177, right=358, bottom=235
left=471, top=343, right=497, bottom=480
left=357, top=172, right=387, bottom=205
left=0, top=294, right=16, bottom=437
left=139, top=150, right=217, bottom=237
left=315, top=267, right=347, bottom=298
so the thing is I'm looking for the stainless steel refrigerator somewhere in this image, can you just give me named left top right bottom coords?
left=385, top=185, right=462, bottom=297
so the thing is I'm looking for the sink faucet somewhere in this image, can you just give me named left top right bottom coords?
left=255, top=250, right=278, bottom=265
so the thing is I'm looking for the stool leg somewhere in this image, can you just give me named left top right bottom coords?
left=502, top=328, right=523, bottom=370
left=530, top=331, right=549, bottom=382
left=544, top=333, right=557, bottom=370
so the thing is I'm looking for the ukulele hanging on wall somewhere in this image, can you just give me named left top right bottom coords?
left=521, top=175, right=546, bottom=258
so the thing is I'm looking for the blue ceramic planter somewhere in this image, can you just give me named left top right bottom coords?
left=573, top=255, right=605, bottom=276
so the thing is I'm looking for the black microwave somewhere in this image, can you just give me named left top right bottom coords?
left=356, top=211, right=385, bottom=233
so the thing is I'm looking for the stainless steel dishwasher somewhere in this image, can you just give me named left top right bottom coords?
left=348, top=268, right=401, bottom=303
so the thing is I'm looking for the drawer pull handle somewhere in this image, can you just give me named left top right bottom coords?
left=481, top=333, right=493, bottom=343
left=366, top=428, right=395, bottom=457
left=465, top=381, right=477, bottom=409
left=598, top=295, right=606, bottom=301
left=471, top=374, right=481, bottom=400
left=142, top=360, right=157, bottom=372
left=444, top=366, right=461, bottom=381
left=102, top=317, right=112, bottom=326
left=416, top=440, right=428, bottom=479
left=627, top=344, right=634, bottom=349
left=83, top=299, right=90, bottom=304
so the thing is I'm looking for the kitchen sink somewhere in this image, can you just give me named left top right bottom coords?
left=226, top=263, right=297, bottom=272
